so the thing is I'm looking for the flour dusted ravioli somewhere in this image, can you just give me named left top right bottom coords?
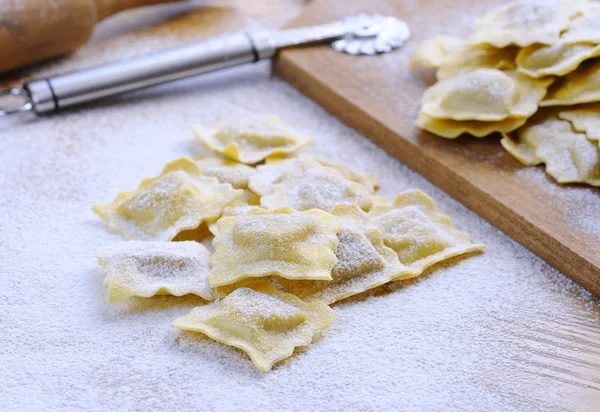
left=559, top=105, right=600, bottom=141
left=249, top=155, right=377, bottom=196
left=172, top=281, right=334, bottom=371
left=98, top=241, right=213, bottom=303
left=562, top=3, right=600, bottom=44
left=416, top=111, right=527, bottom=138
left=191, top=116, right=313, bottom=164
left=208, top=207, right=339, bottom=287
left=196, top=157, right=255, bottom=189
left=261, top=165, right=373, bottom=212
left=421, top=69, right=552, bottom=121
left=542, top=60, right=600, bottom=107
left=410, top=35, right=465, bottom=70
left=468, top=0, right=586, bottom=48
left=516, top=41, right=600, bottom=78
left=279, top=204, right=412, bottom=305
left=436, top=45, right=518, bottom=80
left=93, top=157, right=243, bottom=241
left=369, top=190, right=484, bottom=272
left=501, top=112, right=600, bottom=185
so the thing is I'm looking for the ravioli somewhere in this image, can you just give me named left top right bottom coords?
left=97, top=241, right=213, bottom=303
left=409, top=35, right=465, bottom=70
left=562, top=3, right=600, bottom=44
left=516, top=41, right=600, bottom=78
left=93, top=158, right=243, bottom=241
left=421, top=69, right=552, bottom=122
left=559, top=105, right=600, bottom=141
left=191, top=116, right=314, bottom=164
left=172, top=281, right=334, bottom=371
left=260, top=165, right=373, bottom=212
left=368, top=190, right=485, bottom=272
left=436, top=44, right=518, bottom=80
left=541, top=60, right=600, bottom=107
left=249, top=155, right=377, bottom=196
left=208, top=207, right=339, bottom=287
left=279, top=204, right=412, bottom=305
left=501, top=112, right=600, bottom=185
left=416, top=111, right=527, bottom=138
left=196, top=157, right=256, bottom=189
left=468, top=0, right=586, bottom=48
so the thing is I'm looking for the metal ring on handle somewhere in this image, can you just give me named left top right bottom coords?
left=0, top=88, right=33, bottom=116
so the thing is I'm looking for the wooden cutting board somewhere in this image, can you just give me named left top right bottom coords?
left=275, top=0, right=600, bottom=297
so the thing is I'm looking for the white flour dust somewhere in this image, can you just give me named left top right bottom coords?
left=1, top=3, right=600, bottom=411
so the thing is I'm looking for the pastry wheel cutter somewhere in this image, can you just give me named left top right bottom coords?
left=0, top=14, right=409, bottom=118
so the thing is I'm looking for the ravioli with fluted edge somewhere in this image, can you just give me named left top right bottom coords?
left=191, top=116, right=313, bottom=164
left=542, top=60, right=600, bottom=107
left=501, top=111, right=600, bottom=186
left=172, top=281, right=334, bottom=371
left=196, top=157, right=255, bottom=189
left=208, top=207, right=339, bottom=287
left=260, top=165, right=373, bottom=212
left=516, top=41, right=600, bottom=78
left=98, top=241, right=213, bottom=303
left=249, top=155, right=377, bottom=196
left=559, top=104, right=600, bottom=141
left=436, top=45, right=518, bottom=81
left=93, top=157, right=243, bottom=241
left=409, top=35, right=465, bottom=70
left=421, top=69, right=552, bottom=122
left=562, top=3, right=600, bottom=45
left=369, top=190, right=485, bottom=272
left=468, top=0, right=586, bottom=48
left=416, top=112, right=527, bottom=139
left=279, top=204, right=412, bottom=305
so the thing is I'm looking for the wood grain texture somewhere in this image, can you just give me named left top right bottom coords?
left=275, top=0, right=600, bottom=298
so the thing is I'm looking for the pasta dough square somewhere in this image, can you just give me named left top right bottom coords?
left=208, top=207, right=340, bottom=287
left=409, top=35, right=465, bottom=70
left=501, top=111, right=600, bottom=186
left=468, top=0, right=586, bottom=48
left=172, top=280, right=334, bottom=371
left=279, top=204, right=412, bottom=304
left=248, top=155, right=377, bottom=196
left=421, top=69, right=552, bottom=122
left=516, top=41, right=600, bottom=79
left=416, top=111, right=527, bottom=139
left=559, top=104, right=600, bottom=141
left=98, top=241, right=213, bottom=303
left=93, top=158, right=243, bottom=241
left=191, top=116, right=313, bottom=164
left=541, top=60, right=600, bottom=107
left=196, top=157, right=256, bottom=189
left=436, top=44, right=518, bottom=81
left=369, top=190, right=485, bottom=272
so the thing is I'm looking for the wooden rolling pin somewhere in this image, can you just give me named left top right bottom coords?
left=0, top=0, right=181, bottom=74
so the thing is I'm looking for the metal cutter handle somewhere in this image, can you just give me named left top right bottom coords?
left=23, top=31, right=274, bottom=115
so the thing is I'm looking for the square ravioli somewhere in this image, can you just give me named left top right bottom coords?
left=541, top=60, right=600, bottom=107
left=416, top=112, right=527, bottom=139
left=279, top=204, right=413, bottom=305
left=93, top=157, right=243, bottom=241
left=191, top=116, right=313, bottom=164
left=467, top=0, right=586, bottom=48
left=420, top=69, right=553, bottom=122
left=501, top=111, right=600, bottom=186
left=97, top=241, right=213, bottom=303
left=208, top=207, right=339, bottom=287
left=369, top=190, right=485, bottom=272
left=172, top=280, right=334, bottom=371
left=559, top=104, right=600, bottom=141
left=248, top=155, right=377, bottom=196
left=196, top=157, right=256, bottom=189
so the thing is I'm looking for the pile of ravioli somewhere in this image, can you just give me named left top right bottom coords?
left=411, top=0, right=600, bottom=186
left=94, top=115, right=484, bottom=371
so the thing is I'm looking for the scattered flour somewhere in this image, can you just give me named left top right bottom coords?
left=0, top=2, right=600, bottom=411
